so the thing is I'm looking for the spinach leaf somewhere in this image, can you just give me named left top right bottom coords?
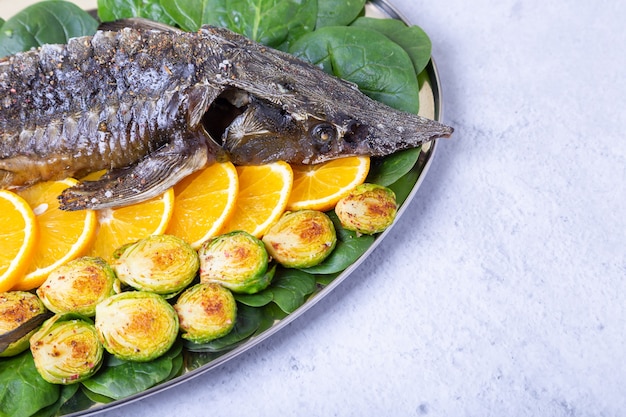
left=0, top=352, right=60, bottom=417
left=316, top=0, right=365, bottom=28
left=289, top=26, right=420, bottom=113
left=235, top=268, right=316, bottom=313
left=80, top=386, right=114, bottom=404
left=234, top=289, right=274, bottom=307
left=56, top=387, right=95, bottom=416
left=97, top=0, right=175, bottom=25
left=31, top=384, right=78, bottom=417
left=0, top=0, right=98, bottom=58
left=388, top=164, right=420, bottom=206
left=367, top=147, right=421, bottom=186
left=255, top=303, right=288, bottom=334
left=161, top=0, right=317, bottom=49
left=81, top=341, right=183, bottom=400
left=351, top=17, right=432, bottom=75
left=268, top=269, right=317, bottom=313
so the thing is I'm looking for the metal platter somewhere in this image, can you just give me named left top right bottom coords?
left=0, top=1, right=446, bottom=415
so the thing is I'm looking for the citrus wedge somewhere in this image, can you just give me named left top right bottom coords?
left=286, top=156, right=370, bottom=212
left=221, top=161, right=293, bottom=238
left=88, top=188, right=175, bottom=262
left=0, top=190, right=38, bottom=292
left=14, top=178, right=97, bottom=291
left=166, top=162, right=239, bottom=249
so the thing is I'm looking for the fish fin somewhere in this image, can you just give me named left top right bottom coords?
left=97, top=18, right=182, bottom=33
left=58, top=132, right=209, bottom=211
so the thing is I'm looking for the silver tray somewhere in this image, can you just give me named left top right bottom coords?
left=2, top=1, right=446, bottom=415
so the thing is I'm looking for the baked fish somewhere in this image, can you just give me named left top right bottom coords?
left=0, top=20, right=453, bottom=210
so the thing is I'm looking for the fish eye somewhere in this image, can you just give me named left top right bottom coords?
left=310, top=123, right=336, bottom=143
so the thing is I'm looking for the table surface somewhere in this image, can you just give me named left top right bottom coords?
left=1, top=0, right=624, bottom=416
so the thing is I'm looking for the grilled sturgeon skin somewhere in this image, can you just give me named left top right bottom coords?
left=0, top=23, right=453, bottom=210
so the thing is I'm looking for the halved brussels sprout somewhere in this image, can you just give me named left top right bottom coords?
left=198, top=231, right=270, bottom=294
left=0, top=291, right=48, bottom=357
left=29, top=313, right=103, bottom=384
left=174, top=283, right=237, bottom=343
left=112, top=235, right=199, bottom=296
left=36, top=257, right=117, bottom=317
left=335, top=183, right=397, bottom=235
left=95, top=291, right=179, bottom=361
left=262, top=210, right=336, bottom=268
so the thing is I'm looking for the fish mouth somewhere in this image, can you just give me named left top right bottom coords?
left=202, top=87, right=250, bottom=145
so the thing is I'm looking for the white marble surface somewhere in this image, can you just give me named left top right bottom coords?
left=3, top=0, right=625, bottom=416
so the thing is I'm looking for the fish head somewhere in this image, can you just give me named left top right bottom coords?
left=206, top=82, right=453, bottom=166
left=200, top=25, right=453, bottom=166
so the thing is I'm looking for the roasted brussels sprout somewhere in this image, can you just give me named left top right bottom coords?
left=262, top=210, right=336, bottom=268
left=174, top=283, right=237, bottom=343
left=198, top=231, right=271, bottom=294
left=112, top=235, right=199, bottom=296
left=0, top=291, right=48, bottom=357
left=95, top=291, right=179, bottom=361
left=36, top=257, right=117, bottom=317
left=335, top=183, right=397, bottom=234
left=29, top=314, right=104, bottom=384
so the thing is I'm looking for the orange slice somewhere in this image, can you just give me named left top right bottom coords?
left=286, top=156, right=370, bottom=212
left=221, top=161, right=293, bottom=238
left=13, top=179, right=97, bottom=290
left=0, top=190, right=38, bottom=292
left=166, top=162, right=239, bottom=249
left=88, top=188, right=175, bottom=262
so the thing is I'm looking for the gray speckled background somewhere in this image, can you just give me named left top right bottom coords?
left=3, top=0, right=624, bottom=415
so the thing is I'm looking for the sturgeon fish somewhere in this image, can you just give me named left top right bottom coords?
left=0, top=20, right=453, bottom=211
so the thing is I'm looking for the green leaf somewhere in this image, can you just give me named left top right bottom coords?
left=82, top=360, right=173, bottom=400
left=167, top=351, right=185, bottom=380
left=0, top=0, right=98, bottom=58
left=367, top=147, right=421, bottom=186
left=31, top=384, right=79, bottom=417
left=80, top=386, right=114, bottom=404
left=235, top=290, right=274, bottom=307
left=388, top=164, right=421, bottom=206
left=0, top=352, right=60, bottom=417
left=235, top=268, right=316, bottom=313
left=316, top=0, right=365, bottom=28
left=351, top=17, right=432, bottom=74
left=268, top=269, right=317, bottom=313
left=97, top=0, right=174, bottom=25
left=57, top=387, right=95, bottom=416
left=81, top=342, right=183, bottom=400
left=314, top=272, right=340, bottom=286
left=161, top=0, right=317, bottom=49
left=289, top=26, right=420, bottom=113
left=255, top=303, right=288, bottom=334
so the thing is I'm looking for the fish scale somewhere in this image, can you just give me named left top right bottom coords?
left=0, top=20, right=453, bottom=210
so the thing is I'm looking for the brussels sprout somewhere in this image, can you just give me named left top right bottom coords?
left=262, top=210, right=336, bottom=268
left=174, top=283, right=237, bottom=343
left=198, top=231, right=270, bottom=294
left=0, top=291, right=48, bottom=357
left=112, top=235, right=199, bottom=296
left=29, top=313, right=104, bottom=384
left=95, top=291, right=179, bottom=361
left=335, top=183, right=397, bottom=234
left=36, top=257, right=117, bottom=317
